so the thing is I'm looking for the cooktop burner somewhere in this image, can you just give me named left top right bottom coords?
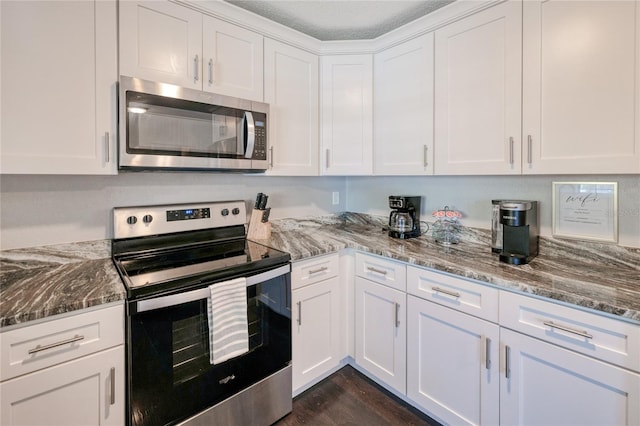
left=111, top=201, right=290, bottom=299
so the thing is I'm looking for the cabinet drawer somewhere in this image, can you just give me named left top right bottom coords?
left=1, top=304, right=125, bottom=381
left=500, top=291, right=640, bottom=372
left=292, top=253, right=339, bottom=290
left=355, top=253, right=406, bottom=291
left=407, top=266, right=498, bottom=323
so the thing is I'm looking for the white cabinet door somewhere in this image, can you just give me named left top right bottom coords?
left=202, top=16, right=263, bottom=101
left=292, top=276, right=341, bottom=394
left=321, top=55, right=373, bottom=175
left=500, top=328, right=640, bottom=426
left=0, top=0, right=117, bottom=175
left=355, top=277, right=406, bottom=393
left=522, top=0, right=640, bottom=174
left=0, top=345, right=124, bottom=426
left=434, top=0, right=522, bottom=175
left=264, top=39, right=319, bottom=175
left=374, top=34, right=434, bottom=175
left=407, top=296, right=499, bottom=426
left=119, top=1, right=202, bottom=89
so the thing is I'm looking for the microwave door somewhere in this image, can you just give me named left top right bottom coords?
left=240, top=111, right=255, bottom=158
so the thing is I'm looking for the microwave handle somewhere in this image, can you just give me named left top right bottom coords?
left=134, top=264, right=290, bottom=313
left=241, top=111, right=256, bottom=159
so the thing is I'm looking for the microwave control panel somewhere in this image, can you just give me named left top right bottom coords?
left=252, top=112, right=267, bottom=160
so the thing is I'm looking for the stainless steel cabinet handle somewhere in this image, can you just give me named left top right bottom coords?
left=509, top=137, right=514, bottom=165
left=194, top=54, right=199, bottom=83
left=269, top=146, right=274, bottom=168
left=527, top=135, right=532, bottom=165
left=395, top=303, right=400, bottom=327
left=297, top=301, right=302, bottom=326
left=325, top=149, right=330, bottom=169
left=431, top=286, right=460, bottom=298
left=505, top=345, right=511, bottom=379
left=543, top=321, right=593, bottom=339
left=208, top=59, right=214, bottom=84
left=309, top=266, right=328, bottom=275
left=110, top=367, right=116, bottom=405
left=28, top=334, right=85, bottom=355
left=423, top=145, right=428, bottom=167
left=104, top=132, right=110, bottom=163
left=366, top=266, right=387, bottom=275
left=485, top=337, right=491, bottom=370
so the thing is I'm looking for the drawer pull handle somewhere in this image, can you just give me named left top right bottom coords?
left=543, top=321, right=593, bottom=339
left=308, top=266, right=328, bottom=275
left=485, top=337, right=491, bottom=370
left=395, top=303, right=400, bottom=327
left=110, top=367, right=116, bottom=405
left=431, top=286, right=460, bottom=298
left=28, top=334, right=85, bottom=355
left=297, top=301, right=302, bottom=326
left=366, top=266, right=387, bottom=276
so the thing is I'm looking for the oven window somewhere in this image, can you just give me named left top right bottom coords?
left=128, top=274, right=290, bottom=426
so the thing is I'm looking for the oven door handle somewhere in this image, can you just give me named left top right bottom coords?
left=135, top=264, right=290, bottom=313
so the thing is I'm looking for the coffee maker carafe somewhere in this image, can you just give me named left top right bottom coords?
left=389, top=196, right=421, bottom=239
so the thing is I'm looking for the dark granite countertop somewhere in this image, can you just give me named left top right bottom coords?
left=1, top=213, right=638, bottom=328
left=253, top=213, right=640, bottom=323
left=0, top=240, right=125, bottom=328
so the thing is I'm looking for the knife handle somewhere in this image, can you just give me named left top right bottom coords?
left=258, top=194, right=268, bottom=210
left=254, top=193, right=263, bottom=209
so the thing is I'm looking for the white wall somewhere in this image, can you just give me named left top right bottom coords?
left=0, top=174, right=347, bottom=250
left=346, top=175, right=640, bottom=248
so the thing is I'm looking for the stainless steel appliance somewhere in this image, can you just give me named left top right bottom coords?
left=388, top=195, right=421, bottom=239
left=499, top=200, right=539, bottom=265
left=112, top=201, right=291, bottom=426
left=119, top=76, right=268, bottom=172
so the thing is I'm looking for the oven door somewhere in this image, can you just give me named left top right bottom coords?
left=126, top=265, right=291, bottom=426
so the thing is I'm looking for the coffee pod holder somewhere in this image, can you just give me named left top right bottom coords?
left=247, top=209, right=271, bottom=240
left=431, top=206, right=462, bottom=245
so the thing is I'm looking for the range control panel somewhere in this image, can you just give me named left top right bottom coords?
left=114, top=201, right=246, bottom=239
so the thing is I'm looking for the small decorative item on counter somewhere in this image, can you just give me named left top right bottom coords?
left=431, top=206, right=462, bottom=245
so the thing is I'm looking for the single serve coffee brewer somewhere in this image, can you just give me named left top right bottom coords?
left=498, top=200, right=538, bottom=265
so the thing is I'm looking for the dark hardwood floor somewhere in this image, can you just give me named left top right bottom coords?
left=274, top=366, right=440, bottom=426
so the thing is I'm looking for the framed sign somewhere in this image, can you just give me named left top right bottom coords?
left=552, top=182, right=618, bottom=243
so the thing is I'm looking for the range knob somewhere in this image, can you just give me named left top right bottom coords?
left=221, top=208, right=229, bottom=216
left=143, top=214, right=153, bottom=224
left=126, top=216, right=137, bottom=225
left=232, top=208, right=240, bottom=215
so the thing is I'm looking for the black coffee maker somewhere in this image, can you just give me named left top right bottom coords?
left=499, top=200, right=539, bottom=265
left=388, top=196, right=421, bottom=239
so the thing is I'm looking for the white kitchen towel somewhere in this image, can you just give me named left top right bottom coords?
left=207, top=277, right=249, bottom=365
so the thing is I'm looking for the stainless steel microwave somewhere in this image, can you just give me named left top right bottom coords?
left=119, top=76, right=268, bottom=172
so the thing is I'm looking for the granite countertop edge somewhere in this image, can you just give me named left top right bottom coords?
left=2, top=213, right=639, bottom=328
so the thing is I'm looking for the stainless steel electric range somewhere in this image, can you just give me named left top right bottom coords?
left=111, top=200, right=292, bottom=426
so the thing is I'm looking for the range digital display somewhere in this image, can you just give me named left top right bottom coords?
left=166, top=208, right=210, bottom=222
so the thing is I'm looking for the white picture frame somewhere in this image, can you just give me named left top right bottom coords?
left=552, top=182, right=618, bottom=243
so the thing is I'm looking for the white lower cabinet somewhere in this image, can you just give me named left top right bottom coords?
left=0, top=304, right=125, bottom=425
left=407, top=295, right=499, bottom=426
left=355, top=276, right=406, bottom=394
left=500, top=327, right=640, bottom=426
left=1, top=346, right=124, bottom=425
left=291, top=254, right=341, bottom=394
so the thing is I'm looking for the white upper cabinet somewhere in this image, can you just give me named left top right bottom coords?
left=120, top=1, right=263, bottom=101
left=0, top=0, right=117, bottom=175
left=522, top=0, right=640, bottom=174
left=374, top=34, right=434, bottom=175
left=202, top=15, right=263, bottom=101
left=119, top=1, right=202, bottom=90
left=434, top=1, right=523, bottom=175
left=321, top=55, right=374, bottom=175
left=264, top=39, right=319, bottom=175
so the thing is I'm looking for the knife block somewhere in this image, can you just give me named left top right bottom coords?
left=247, top=209, right=271, bottom=240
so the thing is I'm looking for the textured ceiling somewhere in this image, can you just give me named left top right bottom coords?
left=225, top=0, right=455, bottom=41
